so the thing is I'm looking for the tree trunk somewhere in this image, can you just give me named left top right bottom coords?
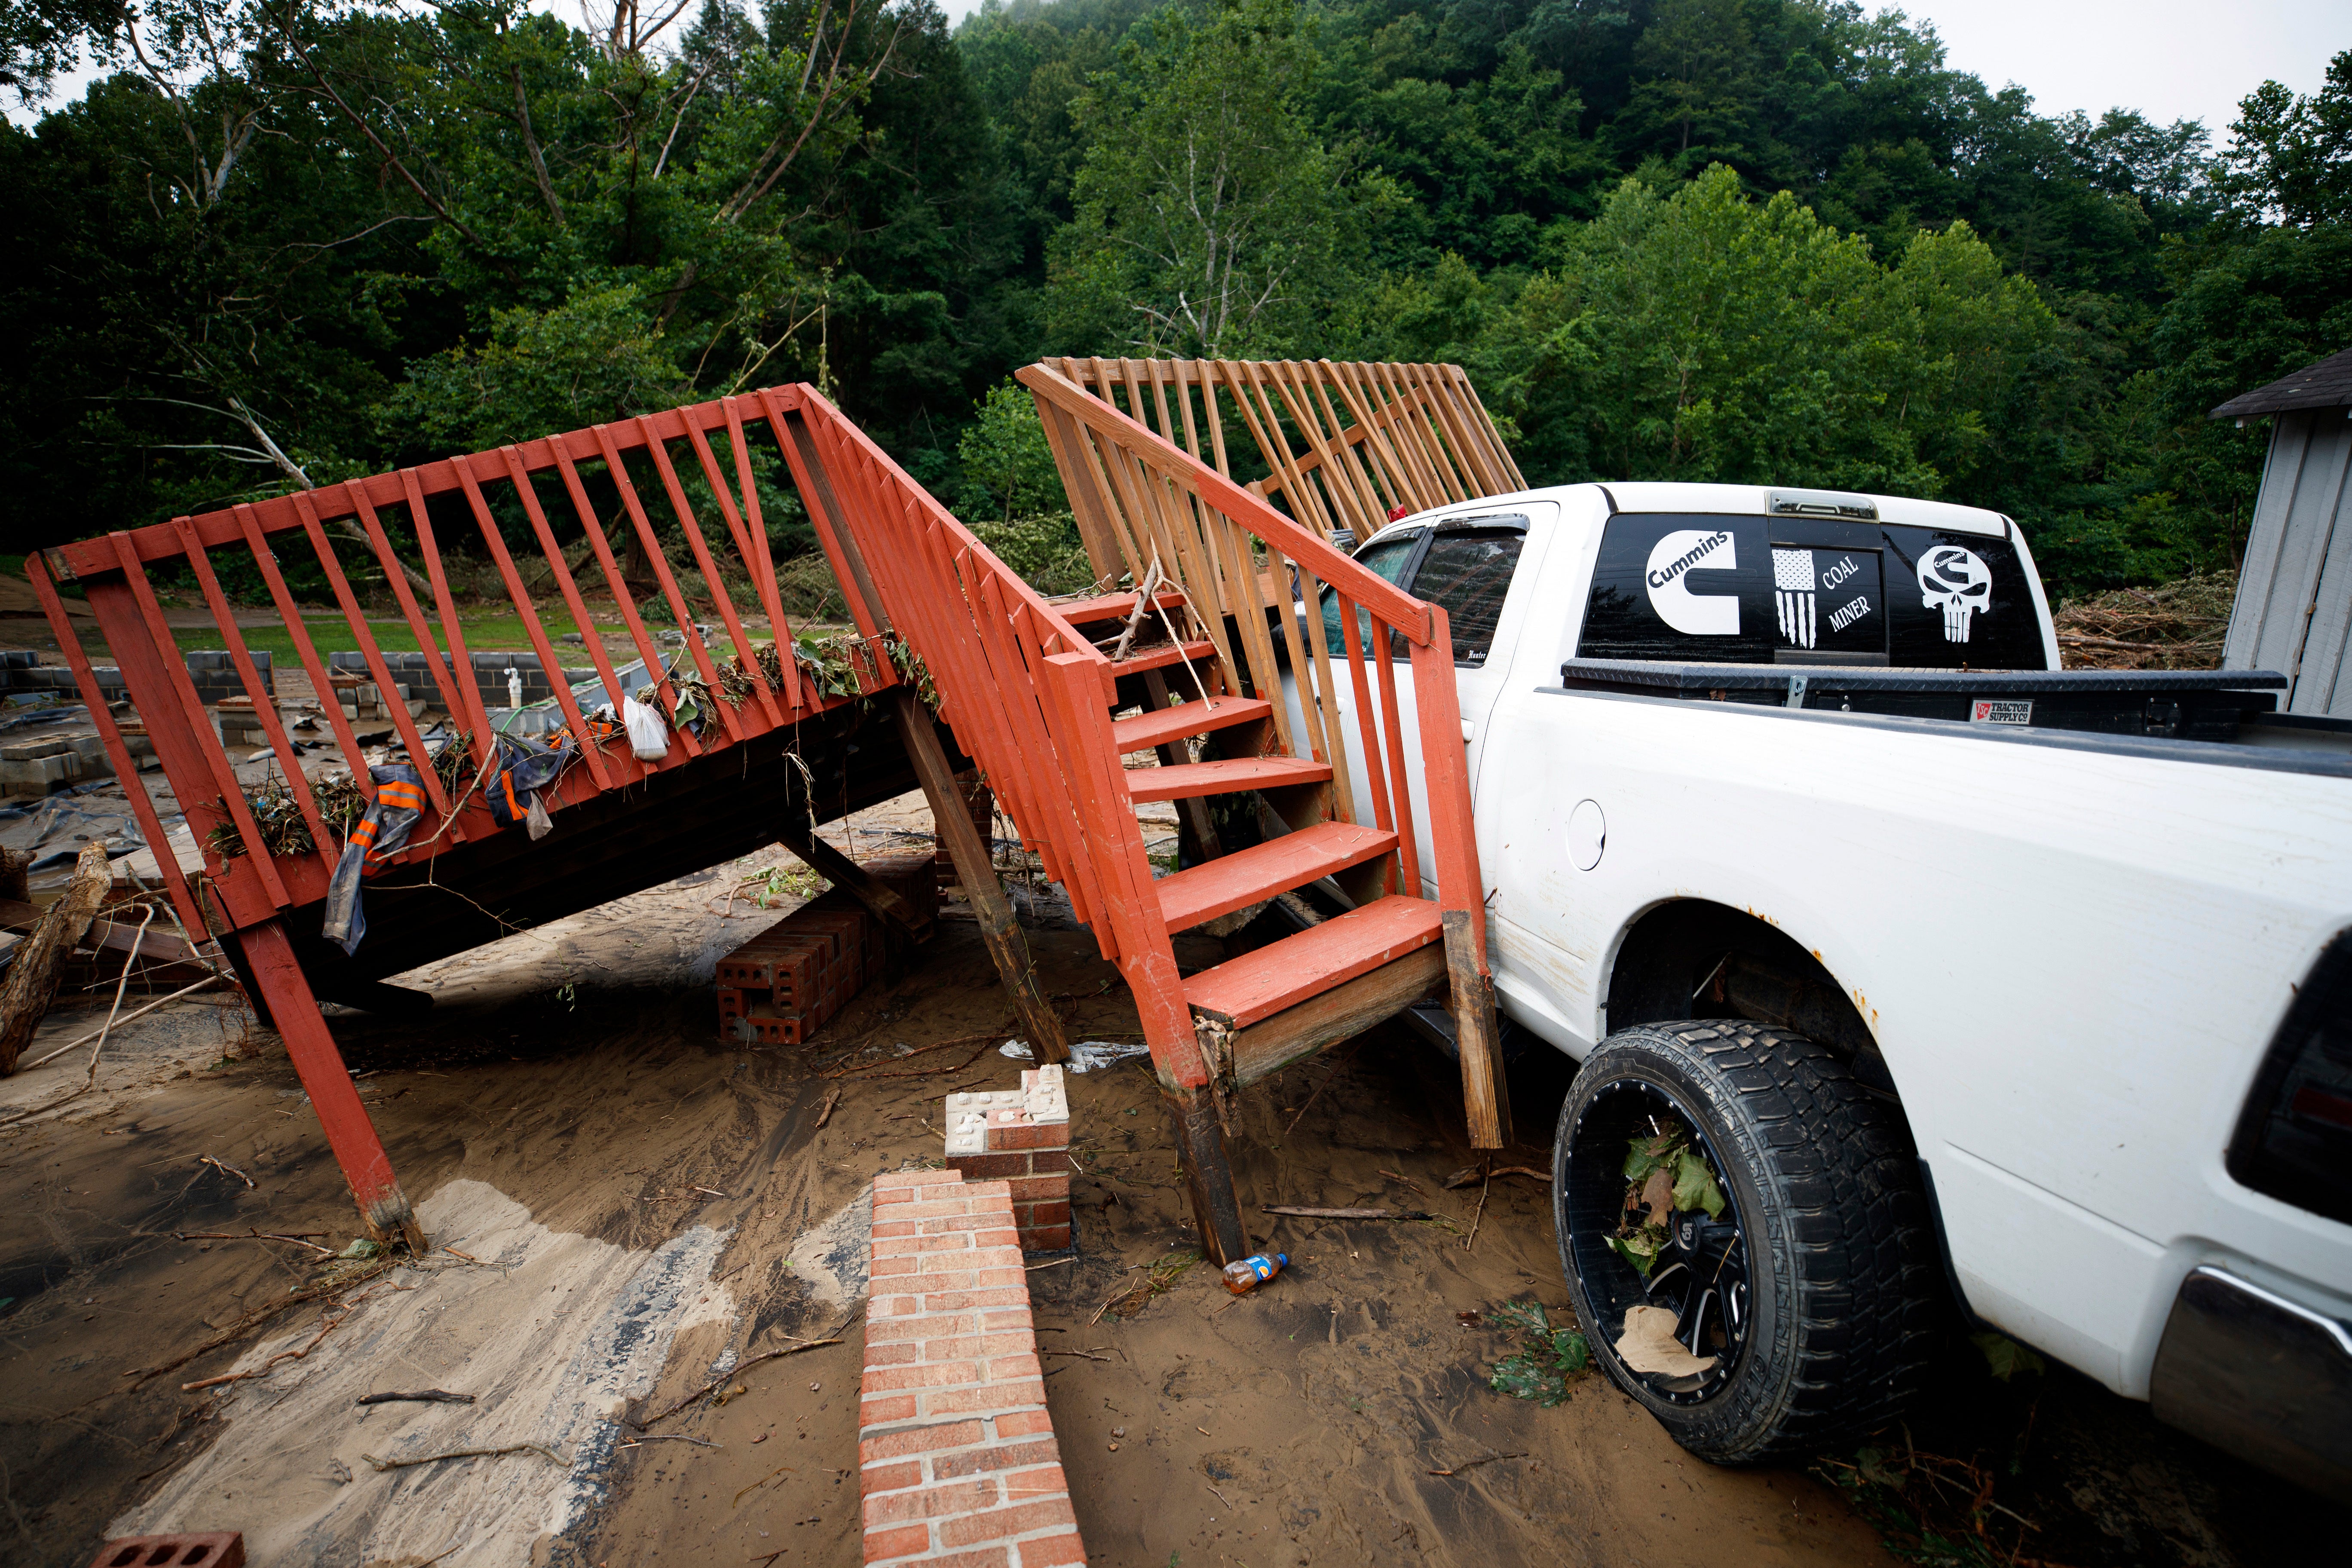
left=0, top=843, right=111, bottom=1074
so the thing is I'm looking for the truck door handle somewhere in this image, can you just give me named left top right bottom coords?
left=1460, top=719, right=1475, bottom=742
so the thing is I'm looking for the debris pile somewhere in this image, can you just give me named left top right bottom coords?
left=2052, top=570, right=2236, bottom=670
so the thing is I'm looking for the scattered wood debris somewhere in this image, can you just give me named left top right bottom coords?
left=357, top=1390, right=475, bottom=1406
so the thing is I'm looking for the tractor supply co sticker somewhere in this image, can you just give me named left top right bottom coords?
left=1647, top=529, right=1741, bottom=635
left=1920, top=545, right=1993, bottom=643
left=1970, top=699, right=2032, bottom=726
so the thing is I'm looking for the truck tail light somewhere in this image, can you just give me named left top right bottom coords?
left=2229, top=931, right=2352, bottom=1227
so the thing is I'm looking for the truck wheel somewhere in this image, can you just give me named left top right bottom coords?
left=1552, top=1018, right=1937, bottom=1463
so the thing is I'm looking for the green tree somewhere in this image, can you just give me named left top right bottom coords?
left=1046, top=0, right=1399, bottom=356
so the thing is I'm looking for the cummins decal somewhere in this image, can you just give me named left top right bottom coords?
left=1918, top=545, right=1993, bottom=643
left=1772, top=548, right=1815, bottom=647
left=1645, top=529, right=1740, bottom=635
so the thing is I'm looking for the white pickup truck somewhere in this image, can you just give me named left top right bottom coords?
left=1299, top=481, right=2352, bottom=1492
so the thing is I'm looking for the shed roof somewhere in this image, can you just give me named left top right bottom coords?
left=2210, top=344, right=2352, bottom=419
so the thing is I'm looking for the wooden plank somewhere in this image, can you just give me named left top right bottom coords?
left=1125, top=756, right=1330, bottom=803
left=1444, top=908, right=1512, bottom=1150
left=888, top=687, right=1069, bottom=1063
left=1110, top=696, right=1270, bottom=753
left=1185, top=894, right=1442, bottom=1029
left=1154, top=821, right=1397, bottom=933
left=771, top=819, right=934, bottom=943
left=1227, top=945, right=1446, bottom=1086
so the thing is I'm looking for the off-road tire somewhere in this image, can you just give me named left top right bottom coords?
left=1552, top=1018, right=1938, bottom=1463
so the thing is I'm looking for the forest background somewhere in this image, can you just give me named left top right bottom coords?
left=1, top=0, right=2348, bottom=599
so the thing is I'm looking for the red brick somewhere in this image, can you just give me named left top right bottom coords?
left=894, top=1199, right=980, bottom=1220
left=940, top=1497, right=1080, bottom=1547
left=1022, top=1199, right=1072, bottom=1227
left=958, top=1178, right=1014, bottom=1200
left=922, top=1379, right=1047, bottom=1416
left=862, top=1459, right=924, bottom=1494
left=870, top=1293, right=925, bottom=1317
left=919, top=1212, right=1007, bottom=1234
left=1018, top=1225, right=1072, bottom=1251
left=920, top=1332, right=1036, bottom=1363
left=870, top=1311, right=977, bottom=1344
left=946, top=1150, right=1029, bottom=1180
left=864, top=1475, right=999, bottom=1526
left=859, top=1393, right=918, bottom=1425
left=863, top=1522, right=931, bottom=1562
left=860, top=1419, right=986, bottom=1461
left=873, top=1186, right=916, bottom=1207
left=863, top=1340, right=919, bottom=1367
left=1017, top=1528, right=1089, bottom=1566
left=871, top=1218, right=921, bottom=1237
left=917, top=1550, right=1013, bottom=1568
left=980, top=1351, right=1043, bottom=1381
left=931, top=1438, right=1062, bottom=1480
left=973, top=1267, right=1028, bottom=1288
left=1002, top=1463, right=1070, bottom=1501
left=995, top=1410, right=1055, bottom=1438
left=862, top=1359, right=982, bottom=1392
left=974, top=1226, right=1022, bottom=1250
left=983, top=1121, right=1066, bottom=1151
left=1004, top=1174, right=1068, bottom=1203
left=870, top=1256, right=918, bottom=1278
left=980, top=1307, right=1034, bottom=1334
left=925, top=1286, right=1032, bottom=1310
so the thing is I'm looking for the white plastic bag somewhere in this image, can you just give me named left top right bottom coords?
left=622, top=695, right=669, bottom=760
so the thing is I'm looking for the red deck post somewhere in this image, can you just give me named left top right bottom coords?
left=231, top=919, right=426, bottom=1251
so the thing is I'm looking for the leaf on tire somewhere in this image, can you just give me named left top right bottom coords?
left=1613, top=1305, right=1716, bottom=1378
left=1606, top=1225, right=1667, bottom=1276
left=1637, top=1166, right=1675, bottom=1226
left=1671, top=1148, right=1726, bottom=1219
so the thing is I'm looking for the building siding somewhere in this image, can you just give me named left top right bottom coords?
left=2225, top=407, right=2352, bottom=717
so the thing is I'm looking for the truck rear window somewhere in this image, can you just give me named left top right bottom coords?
left=1575, top=513, right=2048, bottom=670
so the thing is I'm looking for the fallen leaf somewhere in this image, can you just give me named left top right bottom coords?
left=1638, top=1167, right=1674, bottom=1227
left=1613, top=1305, right=1715, bottom=1378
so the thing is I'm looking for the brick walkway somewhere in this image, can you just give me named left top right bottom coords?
left=858, top=1169, right=1086, bottom=1566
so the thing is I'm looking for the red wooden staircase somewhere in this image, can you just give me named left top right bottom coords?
left=26, top=373, right=1507, bottom=1266
left=800, top=370, right=1509, bottom=1262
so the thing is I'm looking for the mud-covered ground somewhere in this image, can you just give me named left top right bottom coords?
left=0, top=805, right=2341, bottom=1567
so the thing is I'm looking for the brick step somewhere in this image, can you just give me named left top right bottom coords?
left=1184, top=894, right=1446, bottom=1028
left=1124, top=755, right=1330, bottom=803
left=1109, top=695, right=1271, bottom=754
left=1152, top=821, right=1399, bottom=934
left=861, top=1161, right=1087, bottom=1567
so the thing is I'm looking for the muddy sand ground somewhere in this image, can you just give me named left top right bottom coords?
left=0, top=800, right=2340, bottom=1568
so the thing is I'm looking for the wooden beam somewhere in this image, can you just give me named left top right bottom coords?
left=1225, top=944, right=1446, bottom=1087
left=771, top=818, right=935, bottom=943
left=0, top=844, right=109, bottom=1075
left=888, top=688, right=1069, bottom=1064
left=1443, top=910, right=1512, bottom=1150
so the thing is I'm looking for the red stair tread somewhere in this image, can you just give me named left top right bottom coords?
left=1184, top=895, right=1445, bottom=1027
left=1108, top=638, right=1218, bottom=675
left=1054, top=588, right=1188, bottom=625
left=1127, top=756, right=1330, bottom=802
left=1111, top=696, right=1271, bottom=753
left=1155, top=821, right=1398, bottom=933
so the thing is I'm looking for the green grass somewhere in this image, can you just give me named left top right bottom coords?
left=170, top=610, right=781, bottom=665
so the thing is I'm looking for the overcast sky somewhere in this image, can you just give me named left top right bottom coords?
left=13, top=0, right=2348, bottom=139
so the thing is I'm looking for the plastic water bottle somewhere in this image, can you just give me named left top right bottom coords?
left=1222, top=1252, right=1288, bottom=1295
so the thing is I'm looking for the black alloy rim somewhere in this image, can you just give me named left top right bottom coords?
left=1562, top=1077, right=1752, bottom=1404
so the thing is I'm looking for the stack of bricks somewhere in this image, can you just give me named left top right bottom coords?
left=860, top=1168, right=1087, bottom=1567
left=716, top=854, right=940, bottom=1044
left=717, top=891, right=874, bottom=1044
left=945, top=1066, right=1072, bottom=1253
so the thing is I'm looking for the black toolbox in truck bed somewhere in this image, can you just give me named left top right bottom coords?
left=1557, top=659, right=2291, bottom=742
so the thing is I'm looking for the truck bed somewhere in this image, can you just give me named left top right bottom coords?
left=1557, top=658, right=2324, bottom=748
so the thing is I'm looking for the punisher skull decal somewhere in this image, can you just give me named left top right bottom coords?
left=1918, top=545, right=1992, bottom=644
